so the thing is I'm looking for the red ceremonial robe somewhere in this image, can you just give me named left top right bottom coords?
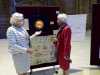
left=56, top=23, right=72, bottom=70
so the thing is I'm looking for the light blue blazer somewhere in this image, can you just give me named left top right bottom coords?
left=7, top=26, right=30, bottom=54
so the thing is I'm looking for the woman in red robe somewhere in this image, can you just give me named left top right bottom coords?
left=54, top=13, right=72, bottom=75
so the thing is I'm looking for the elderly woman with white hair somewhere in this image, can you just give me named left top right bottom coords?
left=54, top=13, right=72, bottom=75
left=6, top=12, right=41, bottom=75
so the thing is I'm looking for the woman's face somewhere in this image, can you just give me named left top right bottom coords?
left=57, top=19, right=62, bottom=26
left=15, top=19, right=24, bottom=27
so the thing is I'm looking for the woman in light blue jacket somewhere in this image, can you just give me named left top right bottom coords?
left=7, top=12, right=41, bottom=75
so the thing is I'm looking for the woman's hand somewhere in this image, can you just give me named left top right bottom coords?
left=64, top=56, right=72, bottom=63
left=53, top=38, right=57, bottom=46
left=27, top=48, right=33, bottom=54
left=30, top=31, right=42, bottom=39
left=34, top=31, right=42, bottom=36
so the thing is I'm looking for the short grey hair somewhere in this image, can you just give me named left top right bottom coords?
left=57, top=13, right=68, bottom=23
left=10, top=12, right=24, bottom=25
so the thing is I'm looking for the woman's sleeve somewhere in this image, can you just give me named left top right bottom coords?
left=63, top=28, right=71, bottom=58
left=7, top=29, right=27, bottom=53
left=30, top=34, right=37, bottom=39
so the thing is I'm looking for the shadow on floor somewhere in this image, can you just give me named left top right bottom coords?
left=70, top=69, right=83, bottom=74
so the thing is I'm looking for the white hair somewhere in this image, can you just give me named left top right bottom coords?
left=10, top=12, right=24, bottom=25
left=57, top=13, right=68, bottom=23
